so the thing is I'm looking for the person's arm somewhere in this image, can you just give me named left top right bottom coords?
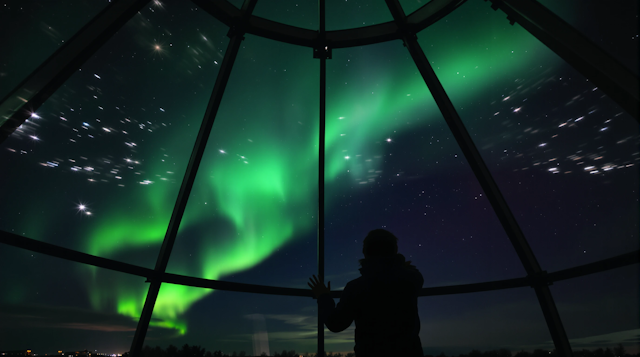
left=318, top=283, right=355, bottom=332
left=308, top=275, right=355, bottom=332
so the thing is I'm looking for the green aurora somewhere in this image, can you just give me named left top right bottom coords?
left=78, top=2, right=562, bottom=335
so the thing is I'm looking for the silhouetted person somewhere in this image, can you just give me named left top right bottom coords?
left=308, top=229, right=424, bottom=357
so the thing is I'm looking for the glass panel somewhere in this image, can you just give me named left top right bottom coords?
left=551, top=265, right=639, bottom=353
left=0, top=0, right=110, bottom=100
left=0, top=0, right=229, bottom=267
left=146, top=286, right=317, bottom=356
left=419, top=289, right=553, bottom=355
left=253, top=0, right=318, bottom=30
left=418, top=0, right=639, bottom=272
left=0, top=244, right=147, bottom=354
left=166, top=34, right=318, bottom=288
left=537, top=0, right=638, bottom=75
left=399, top=0, right=428, bottom=16
left=324, top=40, right=527, bottom=294
left=326, top=0, right=393, bottom=31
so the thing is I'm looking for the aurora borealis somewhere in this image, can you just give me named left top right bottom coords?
left=1, top=0, right=638, bottom=355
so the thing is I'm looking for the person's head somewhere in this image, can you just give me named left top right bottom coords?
left=362, top=229, right=398, bottom=258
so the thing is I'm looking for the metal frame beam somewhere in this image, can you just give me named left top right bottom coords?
left=191, top=0, right=638, bottom=122
left=1, top=0, right=637, bottom=355
left=192, top=0, right=465, bottom=49
left=129, top=1, right=257, bottom=355
left=316, top=1, right=328, bottom=355
left=0, top=230, right=313, bottom=297
left=487, top=0, right=639, bottom=121
left=407, top=0, right=467, bottom=32
left=419, top=249, right=640, bottom=295
left=0, top=0, right=150, bottom=145
left=546, top=250, right=640, bottom=283
left=384, top=0, right=573, bottom=356
left=0, top=0, right=469, bottom=145
left=0, top=230, right=155, bottom=278
left=2, top=230, right=637, bottom=299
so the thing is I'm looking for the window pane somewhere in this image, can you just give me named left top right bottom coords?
left=551, top=264, right=640, bottom=353
left=326, top=0, right=393, bottom=31
left=0, top=244, right=146, bottom=354
left=0, top=0, right=229, bottom=267
left=418, top=0, right=639, bottom=272
left=166, top=34, right=318, bottom=288
left=537, top=0, right=638, bottom=75
left=324, top=40, right=528, bottom=293
left=419, top=289, right=553, bottom=354
left=253, top=0, right=318, bottom=30
left=551, top=265, right=639, bottom=352
left=146, top=286, right=318, bottom=356
left=0, top=0, right=110, bottom=99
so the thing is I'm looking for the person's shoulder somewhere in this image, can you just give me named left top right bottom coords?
left=346, top=275, right=364, bottom=286
left=343, top=275, right=367, bottom=291
left=405, top=264, right=423, bottom=276
left=397, top=264, right=424, bottom=288
left=410, top=268, right=425, bottom=288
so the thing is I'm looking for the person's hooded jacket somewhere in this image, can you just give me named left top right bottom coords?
left=318, top=253, right=424, bottom=357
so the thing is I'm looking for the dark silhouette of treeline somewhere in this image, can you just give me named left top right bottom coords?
left=127, top=344, right=319, bottom=357
left=427, top=344, right=633, bottom=357
left=125, top=343, right=634, bottom=357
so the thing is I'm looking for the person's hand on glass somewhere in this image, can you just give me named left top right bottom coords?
left=308, top=274, right=331, bottom=299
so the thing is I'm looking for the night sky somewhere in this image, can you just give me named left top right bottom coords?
left=0, top=0, right=638, bottom=356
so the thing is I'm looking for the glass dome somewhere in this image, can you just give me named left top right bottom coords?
left=0, top=0, right=638, bottom=356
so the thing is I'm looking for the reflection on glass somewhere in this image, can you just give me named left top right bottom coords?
left=0, top=0, right=229, bottom=268
left=551, top=266, right=639, bottom=353
left=418, top=0, right=639, bottom=272
left=146, top=286, right=318, bottom=356
left=420, top=288, right=552, bottom=355
left=326, top=0, right=393, bottom=31
left=0, top=245, right=146, bottom=354
left=325, top=41, right=526, bottom=292
left=537, top=0, right=638, bottom=75
left=166, top=34, right=318, bottom=288
left=253, top=0, right=318, bottom=30
left=0, top=0, right=109, bottom=99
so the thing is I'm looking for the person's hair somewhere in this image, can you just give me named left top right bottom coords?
left=362, top=229, right=398, bottom=258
